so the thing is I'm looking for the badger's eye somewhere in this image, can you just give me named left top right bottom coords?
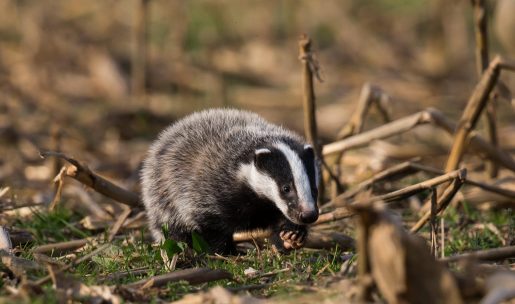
left=282, top=185, right=291, bottom=193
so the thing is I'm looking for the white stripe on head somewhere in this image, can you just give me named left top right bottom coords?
left=237, top=163, right=289, bottom=216
left=274, top=142, right=316, bottom=211
left=255, top=148, right=271, bottom=155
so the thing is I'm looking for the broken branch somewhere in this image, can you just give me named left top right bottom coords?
left=410, top=176, right=466, bottom=233
left=126, top=268, right=232, bottom=288
left=40, top=151, right=141, bottom=208
left=440, top=245, right=515, bottom=263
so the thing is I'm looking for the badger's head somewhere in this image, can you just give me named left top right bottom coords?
left=239, top=141, right=319, bottom=225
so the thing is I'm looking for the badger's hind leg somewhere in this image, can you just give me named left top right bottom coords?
left=200, top=229, right=238, bottom=255
left=270, top=219, right=308, bottom=253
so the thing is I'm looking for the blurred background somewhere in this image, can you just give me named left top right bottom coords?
left=1, top=0, right=514, bottom=203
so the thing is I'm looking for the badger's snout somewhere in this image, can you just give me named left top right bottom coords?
left=299, top=208, right=318, bottom=224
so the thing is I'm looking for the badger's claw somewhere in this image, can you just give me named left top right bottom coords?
left=279, top=227, right=307, bottom=250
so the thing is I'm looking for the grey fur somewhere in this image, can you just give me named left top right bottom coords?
left=140, top=108, right=318, bottom=252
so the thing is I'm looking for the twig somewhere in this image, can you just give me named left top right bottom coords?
left=424, top=108, right=515, bottom=172
left=233, top=230, right=354, bottom=251
left=0, top=186, right=10, bottom=199
left=304, top=231, right=354, bottom=251
left=49, top=166, right=66, bottom=211
left=445, top=56, right=502, bottom=172
left=440, top=245, right=515, bottom=263
left=99, top=267, right=150, bottom=283
left=330, top=158, right=422, bottom=205
left=317, top=169, right=466, bottom=225
left=126, top=268, right=232, bottom=288
left=440, top=217, right=445, bottom=259
left=336, top=83, right=380, bottom=140
left=355, top=203, right=373, bottom=301
left=40, top=151, right=141, bottom=208
left=49, top=124, right=63, bottom=177
left=410, top=175, right=466, bottom=233
left=36, top=243, right=112, bottom=285
left=0, top=226, right=12, bottom=251
left=32, top=239, right=89, bottom=255
left=323, top=107, right=515, bottom=173
left=359, top=168, right=466, bottom=203
left=315, top=206, right=354, bottom=225
left=107, top=207, right=131, bottom=242
left=332, top=83, right=389, bottom=197
left=258, top=267, right=291, bottom=278
left=400, top=162, right=515, bottom=200
left=323, top=111, right=432, bottom=156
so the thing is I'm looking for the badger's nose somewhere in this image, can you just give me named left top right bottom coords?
left=300, top=209, right=319, bottom=224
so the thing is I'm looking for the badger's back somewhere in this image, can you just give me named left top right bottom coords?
left=141, top=109, right=302, bottom=241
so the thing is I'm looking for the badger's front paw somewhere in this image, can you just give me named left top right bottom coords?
left=279, top=228, right=307, bottom=250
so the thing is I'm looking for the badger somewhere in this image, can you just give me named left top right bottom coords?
left=140, top=108, right=319, bottom=254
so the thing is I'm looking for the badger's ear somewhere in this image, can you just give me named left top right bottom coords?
left=254, top=148, right=272, bottom=165
left=303, top=144, right=314, bottom=157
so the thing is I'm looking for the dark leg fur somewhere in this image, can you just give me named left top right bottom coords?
left=200, top=229, right=238, bottom=255
left=164, top=228, right=237, bottom=255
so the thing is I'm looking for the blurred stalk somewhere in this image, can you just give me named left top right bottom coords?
left=472, top=0, right=498, bottom=178
left=298, top=34, right=325, bottom=205
left=132, top=0, right=150, bottom=104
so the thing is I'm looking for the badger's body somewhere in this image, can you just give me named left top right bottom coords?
left=141, top=109, right=319, bottom=254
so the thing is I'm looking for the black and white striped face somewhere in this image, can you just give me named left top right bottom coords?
left=240, top=141, right=319, bottom=225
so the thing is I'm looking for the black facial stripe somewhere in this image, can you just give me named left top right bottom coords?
left=254, top=148, right=297, bottom=203
left=301, top=147, right=318, bottom=200
left=256, top=149, right=293, bottom=184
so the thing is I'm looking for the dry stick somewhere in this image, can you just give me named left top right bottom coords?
left=410, top=175, right=467, bottom=233
left=332, top=84, right=385, bottom=197
left=131, top=0, right=149, bottom=103
left=375, top=92, right=392, bottom=123
left=336, top=83, right=379, bottom=140
left=299, top=34, right=327, bottom=204
left=99, top=267, right=149, bottom=283
left=36, top=243, right=112, bottom=285
left=440, top=245, right=515, bottom=263
left=50, top=124, right=63, bottom=180
left=430, top=187, right=437, bottom=258
left=232, top=229, right=355, bottom=251
left=330, top=158, right=422, bottom=205
left=427, top=109, right=515, bottom=172
left=330, top=164, right=341, bottom=200
left=107, top=207, right=132, bottom=242
left=318, top=169, right=466, bottom=225
left=358, top=168, right=465, bottom=203
left=404, top=162, right=515, bottom=200
left=323, top=111, right=432, bottom=156
left=355, top=207, right=373, bottom=301
left=328, top=157, right=515, bottom=213
left=49, top=166, right=66, bottom=211
left=323, top=107, right=515, bottom=172
left=445, top=56, right=502, bottom=172
left=440, top=217, right=445, bottom=258
left=472, top=0, right=498, bottom=178
left=126, top=268, right=232, bottom=288
left=315, top=206, right=354, bottom=225
left=32, top=239, right=89, bottom=255
left=306, top=231, right=355, bottom=250
left=40, top=151, right=141, bottom=208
